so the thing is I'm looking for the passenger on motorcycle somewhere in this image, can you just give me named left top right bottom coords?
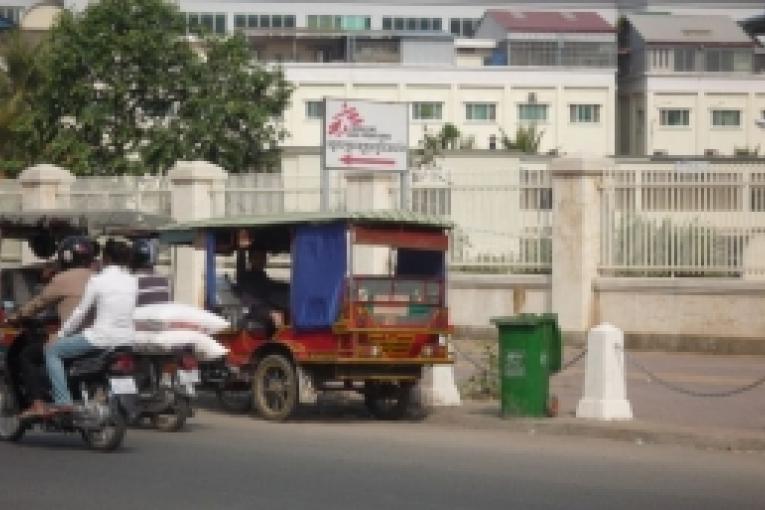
left=10, top=236, right=96, bottom=418
left=45, top=239, right=138, bottom=412
left=131, top=238, right=171, bottom=305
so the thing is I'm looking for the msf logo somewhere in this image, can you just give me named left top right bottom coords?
left=327, top=102, right=364, bottom=137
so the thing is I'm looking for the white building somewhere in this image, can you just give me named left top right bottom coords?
left=618, top=14, right=765, bottom=157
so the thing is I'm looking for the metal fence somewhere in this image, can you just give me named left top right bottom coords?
left=599, top=162, right=765, bottom=277
left=67, top=176, right=172, bottom=216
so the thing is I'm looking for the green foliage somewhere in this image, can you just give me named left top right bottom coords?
left=0, top=30, right=43, bottom=175
left=459, top=343, right=499, bottom=400
left=439, top=122, right=461, bottom=150
left=22, top=0, right=291, bottom=176
left=499, top=125, right=544, bottom=154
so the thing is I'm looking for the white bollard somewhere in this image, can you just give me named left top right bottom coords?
left=419, top=343, right=462, bottom=406
left=576, top=323, right=633, bottom=420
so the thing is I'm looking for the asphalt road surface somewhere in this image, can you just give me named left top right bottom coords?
left=1, top=401, right=763, bottom=510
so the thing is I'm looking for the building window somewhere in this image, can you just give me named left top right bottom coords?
left=518, top=104, right=548, bottom=123
left=0, top=7, right=23, bottom=24
left=185, top=12, right=226, bottom=34
left=236, top=14, right=295, bottom=30
left=309, top=15, right=371, bottom=31
left=305, top=101, right=324, bottom=120
left=674, top=48, right=695, bottom=72
left=660, top=109, right=690, bottom=127
left=509, top=40, right=559, bottom=66
left=711, top=109, right=741, bottom=127
left=569, top=104, right=601, bottom=123
left=412, top=102, right=443, bottom=121
left=186, top=12, right=227, bottom=35
left=449, top=18, right=479, bottom=37
left=465, top=103, right=496, bottom=121
left=382, top=17, right=441, bottom=32
left=705, top=49, right=734, bottom=72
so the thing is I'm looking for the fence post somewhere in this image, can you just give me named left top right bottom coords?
left=18, top=164, right=75, bottom=263
left=168, top=161, right=228, bottom=306
left=549, top=157, right=609, bottom=345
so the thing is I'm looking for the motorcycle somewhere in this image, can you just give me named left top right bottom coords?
left=131, top=345, right=198, bottom=432
left=0, top=317, right=137, bottom=452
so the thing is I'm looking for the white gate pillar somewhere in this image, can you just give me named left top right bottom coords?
left=18, top=164, right=75, bottom=263
left=168, top=161, right=227, bottom=306
left=550, top=157, right=608, bottom=346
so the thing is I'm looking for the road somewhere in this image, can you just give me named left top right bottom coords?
left=1, top=400, right=763, bottom=510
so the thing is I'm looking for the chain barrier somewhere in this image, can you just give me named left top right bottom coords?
left=559, top=348, right=588, bottom=372
left=619, top=346, right=765, bottom=398
left=451, top=341, right=490, bottom=372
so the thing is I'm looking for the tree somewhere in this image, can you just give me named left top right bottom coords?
left=439, top=123, right=461, bottom=150
left=0, top=30, right=42, bottom=176
left=25, top=0, right=291, bottom=175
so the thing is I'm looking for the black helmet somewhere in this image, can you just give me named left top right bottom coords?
left=57, top=236, right=95, bottom=270
left=131, top=238, right=157, bottom=270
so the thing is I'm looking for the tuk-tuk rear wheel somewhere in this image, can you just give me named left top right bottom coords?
left=364, top=382, right=413, bottom=421
left=252, top=354, right=297, bottom=422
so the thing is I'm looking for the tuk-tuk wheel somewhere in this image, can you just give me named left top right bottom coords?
left=364, top=382, right=412, bottom=421
left=252, top=354, right=297, bottom=421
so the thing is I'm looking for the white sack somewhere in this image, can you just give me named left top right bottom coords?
left=134, top=303, right=229, bottom=334
left=135, top=329, right=229, bottom=361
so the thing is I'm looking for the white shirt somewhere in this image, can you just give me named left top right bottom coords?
left=58, top=265, right=138, bottom=347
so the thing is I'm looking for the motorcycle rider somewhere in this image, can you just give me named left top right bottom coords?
left=45, top=239, right=137, bottom=412
left=131, top=238, right=171, bottom=305
left=10, top=236, right=96, bottom=419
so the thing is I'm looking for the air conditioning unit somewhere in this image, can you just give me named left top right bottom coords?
left=653, top=150, right=668, bottom=157
left=755, top=118, right=765, bottom=128
left=704, top=149, right=719, bottom=157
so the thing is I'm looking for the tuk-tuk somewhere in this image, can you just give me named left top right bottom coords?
left=161, top=210, right=454, bottom=421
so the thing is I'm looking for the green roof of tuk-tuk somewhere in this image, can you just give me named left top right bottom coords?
left=0, top=209, right=171, bottom=238
left=160, top=210, right=452, bottom=244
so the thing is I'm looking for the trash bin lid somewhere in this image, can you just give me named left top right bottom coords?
left=490, top=314, right=548, bottom=326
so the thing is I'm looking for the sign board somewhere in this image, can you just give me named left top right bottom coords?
left=323, top=98, right=408, bottom=172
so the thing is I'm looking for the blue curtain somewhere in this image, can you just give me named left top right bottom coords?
left=291, top=223, right=347, bottom=330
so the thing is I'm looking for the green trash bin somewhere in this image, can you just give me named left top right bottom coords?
left=491, top=313, right=562, bottom=417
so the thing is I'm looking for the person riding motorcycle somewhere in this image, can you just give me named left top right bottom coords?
left=45, top=239, right=138, bottom=412
left=131, top=238, right=171, bottom=305
left=9, top=236, right=96, bottom=419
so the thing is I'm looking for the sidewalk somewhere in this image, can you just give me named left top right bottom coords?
left=449, top=340, right=765, bottom=452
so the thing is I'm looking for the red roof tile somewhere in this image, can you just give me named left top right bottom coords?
left=485, top=10, right=615, bottom=33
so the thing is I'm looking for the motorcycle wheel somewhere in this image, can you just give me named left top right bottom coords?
left=81, top=401, right=126, bottom=452
left=151, top=397, right=190, bottom=432
left=0, top=378, right=25, bottom=442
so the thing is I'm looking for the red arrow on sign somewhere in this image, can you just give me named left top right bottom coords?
left=339, top=154, right=395, bottom=166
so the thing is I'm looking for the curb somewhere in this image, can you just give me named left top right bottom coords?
left=428, top=404, right=765, bottom=453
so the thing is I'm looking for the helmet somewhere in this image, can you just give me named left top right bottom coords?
left=57, top=236, right=95, bottom=270
left=131, top=238, right=157, bottom=270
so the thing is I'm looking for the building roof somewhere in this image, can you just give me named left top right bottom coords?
left=627, top=14, right=754, bottom=46
left=484, top=10, right=614, bottom=33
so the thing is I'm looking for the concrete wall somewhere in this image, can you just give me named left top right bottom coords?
left=448, top=273, right=551, bottom=337
left=448, top=273, right=765, bottom=354
left=595, top=278, right=765, bottom=354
